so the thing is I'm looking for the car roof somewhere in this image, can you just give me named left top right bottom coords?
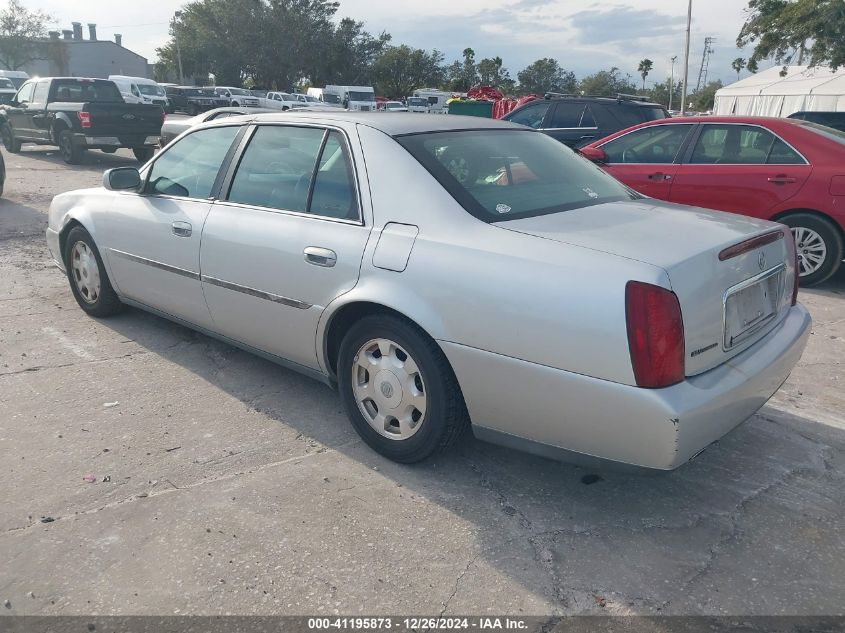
left=207, top=111, right=528, bottom=136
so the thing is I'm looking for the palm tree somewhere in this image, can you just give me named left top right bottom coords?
left=638, top=59, right=653, bottom=91
left=731, top=57, right=747, bottom=81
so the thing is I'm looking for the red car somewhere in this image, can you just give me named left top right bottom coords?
left=580, top=116, right=845, bottom=286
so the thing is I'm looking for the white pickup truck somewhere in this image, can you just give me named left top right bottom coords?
left=259, top=91, right=305, bottom=111
left=206, top=86, right=260, bottom=108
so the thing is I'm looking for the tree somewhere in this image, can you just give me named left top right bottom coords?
left=579, top=67, right=637, bottom=96
left=477, top=55, right=513, bottom=90
left=737, top=0, right=845, bottom=72
left=371, top=45, right=444, bottom=98
left=155, top=0, right=388, bottom=89
left=731, top=57, right=747, bottom=80
left=689, top=80, right=723, bottom=111
left=447, top=47, right=479, bottom=92
left=517, top=58, right=577, bottom=95
left=637, top=58, right=653, bottom=90
left=647, top=78, right=682, bottom=109
left=0, top=0, right=53, bottom=71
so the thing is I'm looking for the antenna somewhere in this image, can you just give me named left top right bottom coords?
left=696, top=37, right=716, bottom=91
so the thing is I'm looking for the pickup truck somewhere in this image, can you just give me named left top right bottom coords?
left=0, top=77, right=164, bottom=164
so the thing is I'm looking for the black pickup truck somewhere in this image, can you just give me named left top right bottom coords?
left=0, top=77, right=164, bottom=164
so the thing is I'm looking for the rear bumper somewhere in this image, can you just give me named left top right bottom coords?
left=74, top=133, right=159, bottom=148
left=441, top=304, right=811, bottom=470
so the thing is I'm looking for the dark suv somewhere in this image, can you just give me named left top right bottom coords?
left=787, top=111, right=845, bottom=132
left=502, top=93, right=668, bottom=148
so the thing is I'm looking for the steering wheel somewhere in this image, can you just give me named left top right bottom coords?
left=621, top=148, right=641, bottom=163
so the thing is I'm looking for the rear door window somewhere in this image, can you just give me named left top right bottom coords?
left=689, top=124, right=797, bottom=164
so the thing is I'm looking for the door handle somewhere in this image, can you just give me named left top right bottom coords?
left=304, top=246, right=337, bottom=268
left=171, top=221, right=192, bottom=237
left=768, top=175, right=797, bottom=185
left=648, top=172, right=673, bottom=181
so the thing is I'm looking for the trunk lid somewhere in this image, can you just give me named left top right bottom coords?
left=497, top=199, right=795, bottom=376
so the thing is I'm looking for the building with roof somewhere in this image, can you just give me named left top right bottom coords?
left=714, top=65, right=845, bottom=117
left=1, top=22, right=149, bottom=80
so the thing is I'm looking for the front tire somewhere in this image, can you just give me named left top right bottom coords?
left=337, top=314, right=469, bottom=463
left=781, top=213, right=844, bottom=287
left=132, top=147, right=155, bottom=163
left=58, top=130, right=84, bottom=164
left=64, top=226, right=124, bottom=317
left=187, top=103, right=198, bottom=116
left=1, top=122, right=21, bottom=153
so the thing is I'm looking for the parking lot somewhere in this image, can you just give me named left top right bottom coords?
left=1, top=143, right=844, bottom=616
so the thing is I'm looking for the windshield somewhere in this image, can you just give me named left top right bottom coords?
left=227, top=88, right=250, bottom=95
left=0, top=77, right=14, bottom=90
left=409, top=98, right=427, bottom=106
left=52, top=79, right=123, bottom=102
left=322, top=93, right=341, bottom=104
left=398, top=130, right=637, bottom=222
left=348, top=91, right=375, bottom=102
left=386, top=102, right=404, bottom=109
left=138, top=84, right=165, bottom=96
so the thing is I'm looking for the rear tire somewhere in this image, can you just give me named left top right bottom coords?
left=101, top=148, right=117, bottom=154
left=64, top=226, right=124, bottom=317
left=187, top=103, right=198, bottom=116
left=132, top=147, right=155, bottom=163
left=1, top=122, right=21, bottom=153
left=781, top=213, right=843, bottom=287
left=58, top=130, right=84, bottom=164
left=337, top=314, right=470, bottom=463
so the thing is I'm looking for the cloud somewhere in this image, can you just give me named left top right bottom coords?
left=570, top=6, right=687, bottom=44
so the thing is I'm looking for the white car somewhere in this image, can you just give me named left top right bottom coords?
left=46, top=112, right=810, bottom=469
left=382, top=101, right=408, bottom=112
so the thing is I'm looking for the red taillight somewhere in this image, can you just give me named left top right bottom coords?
left=783, top=226, right=799, bottom=305
left=77, top=111, right=91, bottom=129
left=625, top=281, right=685, bottom=389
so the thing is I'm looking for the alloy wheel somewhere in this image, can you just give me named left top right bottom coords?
left=351, top=338, right=427, bottom=440
left=70, top=241, right=101, bottom=304
left=792, top=226, right=827, bottom=277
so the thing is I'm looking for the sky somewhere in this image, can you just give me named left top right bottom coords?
left=32, top=0, right=772, bottom=87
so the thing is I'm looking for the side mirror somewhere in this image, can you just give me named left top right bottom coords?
left=103, top=167, right=141, bottom=191
left=578, top=146, right=608, bottom=163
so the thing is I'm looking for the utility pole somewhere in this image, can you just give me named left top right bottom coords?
left=669, top=55, right=678, bottom=111
left=173, top=10, right=185, bottom=85
left=680, top=0, right=692, bottom=115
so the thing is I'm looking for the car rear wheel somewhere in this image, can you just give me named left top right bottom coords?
left=187, top=103, right=198, bottom=116
left=781, top=213, right=843, bottom=287
left=58, top=130, right=84, bottom=164
left=64, top=226, right=124, bottom=317
left=337, top=314, right=469, bottom=463
left=1, top=123, right=21, bottom=153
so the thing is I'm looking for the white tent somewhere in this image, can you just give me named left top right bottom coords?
left=713, top=65, right=845, bottom=116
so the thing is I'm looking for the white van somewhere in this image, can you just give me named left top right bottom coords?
left=323, top=85, right=376, bottom=111
left=108, top=75, right=170, bottom=111
left=413, top=88, right=451, bottom=114
left=0, top=70, right=30, bottom=90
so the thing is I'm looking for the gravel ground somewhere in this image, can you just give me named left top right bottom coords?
left=0, top=142, right=844, bottom=618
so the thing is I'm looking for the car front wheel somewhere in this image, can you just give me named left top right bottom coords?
left=781, top=213, right=844, bottom=287
left=132, top=147, right=155, bottom=163
left=337, top=314, right=469, bottom=463
left=64, top=226, right=124, bottom=317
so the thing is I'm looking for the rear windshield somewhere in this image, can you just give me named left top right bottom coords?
left=799, top=120, right=845, bottom=145
left=641, top=106, right=668, bottom=121
left=397, top=130, right=637, bottom=222
left=51, top=79, right=123, bottom=102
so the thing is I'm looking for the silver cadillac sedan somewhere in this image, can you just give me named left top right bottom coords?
left=46, top=112, right=811, bottom=469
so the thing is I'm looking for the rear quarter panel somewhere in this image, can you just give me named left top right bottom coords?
left=327, top=124, right=671, bottom=386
